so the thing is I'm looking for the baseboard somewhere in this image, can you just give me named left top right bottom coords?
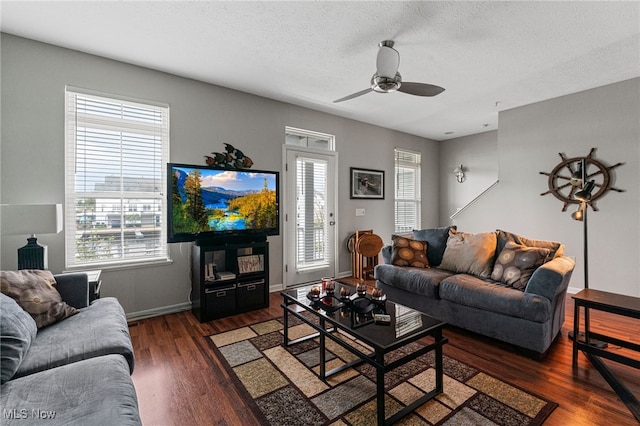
left=273, top=271, right=353, bottom=292
left=269, top=282, right=285, bottom=293
left=338, top=270, right=352, bottom=278
left=567, top=286, right=582, bottom=295
left=126, top=302, right=191, bottom=321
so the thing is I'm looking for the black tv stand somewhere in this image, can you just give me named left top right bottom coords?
left=195, top=232, right=267, bottom=247
left=191, top=237, right=269, bottom=322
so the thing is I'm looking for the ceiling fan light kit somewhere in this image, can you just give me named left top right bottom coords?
left=334, top=40, right=445, bottom=103
left=371, top=73, right=401, bottom=93
left=376, top=40, right=400, bottom=78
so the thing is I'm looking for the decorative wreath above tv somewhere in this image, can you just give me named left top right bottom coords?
left=204, top=143, right=254, bottom=169
left=167, top=163, right=279, bottom=243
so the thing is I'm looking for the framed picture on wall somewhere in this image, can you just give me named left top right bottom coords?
left=350, top=167, right=384, bottom=199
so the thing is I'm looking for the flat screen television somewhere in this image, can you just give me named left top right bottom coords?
left=167, top=163, right=279, bottom=243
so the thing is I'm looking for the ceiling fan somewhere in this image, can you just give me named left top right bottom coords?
left=333, top=40, right=445, bottom=103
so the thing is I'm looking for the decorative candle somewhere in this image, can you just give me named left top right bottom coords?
left=325, top=280, right=335, bottom=294
left=340, top=286, right=351, bottom=298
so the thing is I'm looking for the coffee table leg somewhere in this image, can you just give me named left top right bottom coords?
left=376, top=351, right=385, bottom=426
left=319, top=317, right=326, bottom=379
left=283, top=302, right=290, bottom=347
left=436, top=331, right=444, bottom=392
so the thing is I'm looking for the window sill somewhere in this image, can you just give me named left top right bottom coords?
left=64, top=258, right=173, bottom=273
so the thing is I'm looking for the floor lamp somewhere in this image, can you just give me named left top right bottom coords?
left=540, top=149, right=624, bottom=346
left=568, top=160, right=607, bottom=348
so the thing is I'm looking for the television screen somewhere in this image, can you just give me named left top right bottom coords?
left=167, top=163, right=279, bottom=242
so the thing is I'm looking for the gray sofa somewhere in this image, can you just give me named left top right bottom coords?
left=375, top=228, right=576, bottom=356
left=1, top=272, right=141, bottom=425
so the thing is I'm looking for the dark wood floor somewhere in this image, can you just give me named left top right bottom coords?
left=129, top=292, right=639, bottom=425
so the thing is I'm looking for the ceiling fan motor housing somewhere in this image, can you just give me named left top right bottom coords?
left=371, top=72, right=402, bottom=93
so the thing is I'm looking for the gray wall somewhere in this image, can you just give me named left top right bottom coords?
left=0, top=34, right=440, bottom=316
left=438, top=130, right=498, bottom=225
left=450, top=78, right=640, bottom=297
left=3, top=34, right=637, bottom=318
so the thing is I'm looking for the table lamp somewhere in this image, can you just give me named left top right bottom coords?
left=1, top=204, right=63, bottom=270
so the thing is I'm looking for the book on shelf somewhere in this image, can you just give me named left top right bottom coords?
left=237, top=254, right=264, bottom=274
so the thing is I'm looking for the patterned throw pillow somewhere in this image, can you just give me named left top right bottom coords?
left=491, top=241, right=552, bottom=290
left=390, top=235, right=429, bottom=268
left=439, top=230, right=497, bottom=278
left=0, top=270, right=78, bottom=328
left=496, top=229, right=563, bottom=259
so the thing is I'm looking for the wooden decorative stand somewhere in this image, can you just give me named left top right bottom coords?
left=347, top=230, right=383, bottom=281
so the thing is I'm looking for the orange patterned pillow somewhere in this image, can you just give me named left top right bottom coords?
left=0, top=270, right=78, bottom=328
left=390, top=235, right=429, bottom=268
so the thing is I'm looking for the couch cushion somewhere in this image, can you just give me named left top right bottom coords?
left=374, top=263, right=454, bottom=299
left=390, top=235, right=429, bottom=268
left=496, top=229, right=564, bottom=259
left=439, top=230, right=497, bottom=278
left=412, top=225, right=456, bottom=267
left=491, top=241, right=552, bottom=290
left=439, top=274, right=551, bottom=322
left=0, top=293, right=37, bottom=384
left=0, top=270, right=78, bottom=328
left=0, top=354, right=141, bottom=426
left=15, top=297, right=134, bottom=378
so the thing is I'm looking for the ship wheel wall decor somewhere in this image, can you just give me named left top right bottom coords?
left=539, top=148, right=624, bottom=211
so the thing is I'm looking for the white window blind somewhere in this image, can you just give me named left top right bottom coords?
left=295, top=156, right=329, bottom=271
left=394, top=149, right=421, bottom=233
left=65, top=88, right=169, bottom=269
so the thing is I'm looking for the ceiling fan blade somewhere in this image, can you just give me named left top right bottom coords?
left=333, top=88, right=373, bottom=103
left=376, top=44, right=400, bottom=78
left=397, top=82, right=445, bottom=97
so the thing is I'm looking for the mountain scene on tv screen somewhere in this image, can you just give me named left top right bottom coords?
left=172, top=168, right=277, bottom=234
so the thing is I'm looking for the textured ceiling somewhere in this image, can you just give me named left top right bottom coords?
left=1, top=1, right=639, bottom=141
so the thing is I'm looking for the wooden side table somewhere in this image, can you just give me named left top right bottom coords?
left=572, top=289, right=640, bottom=421
left=85, top=270, right=102, bottom=303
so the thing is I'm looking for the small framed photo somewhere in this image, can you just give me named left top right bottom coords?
left=350, top=167, right=384, bottom=199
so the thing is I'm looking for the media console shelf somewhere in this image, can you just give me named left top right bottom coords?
left=191, top=236, right=269, bottom=322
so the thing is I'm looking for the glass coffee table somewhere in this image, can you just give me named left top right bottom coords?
left=281, top=281, right=448, bottom=426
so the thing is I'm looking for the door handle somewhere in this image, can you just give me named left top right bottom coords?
left=329, top=221, right=335, bottom=226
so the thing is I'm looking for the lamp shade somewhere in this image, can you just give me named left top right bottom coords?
left=575, top=180, right=596, bottom=202
left=1, top=204, right=63, bottom=236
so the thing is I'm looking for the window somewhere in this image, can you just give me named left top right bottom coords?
left=394, top=149, right=421, bottom=233
left=285, top=126, right=335, bottom=151
left=65, top=88, right=169, bottom=269
left=295, top=155, right=329, bottom=270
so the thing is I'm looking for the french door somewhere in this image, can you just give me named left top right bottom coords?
left=283, top=147, right=338, bottom=287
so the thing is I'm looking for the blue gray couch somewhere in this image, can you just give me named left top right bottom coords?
left=1, top=272, right=141, bottom=425
left=375, top=228, right=576, bottom=356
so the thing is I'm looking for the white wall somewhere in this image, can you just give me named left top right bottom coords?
left=452, top=78, right=640, bottom=297
left=0, top=34, right=439, bottom=316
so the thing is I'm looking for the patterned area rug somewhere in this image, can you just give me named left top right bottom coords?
left=209, top=314, right=557, bottom=425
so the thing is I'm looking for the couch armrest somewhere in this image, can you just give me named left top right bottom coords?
left=54, top=273, right=90, bottom=309
left=525, top=256, right=576, bottom=301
